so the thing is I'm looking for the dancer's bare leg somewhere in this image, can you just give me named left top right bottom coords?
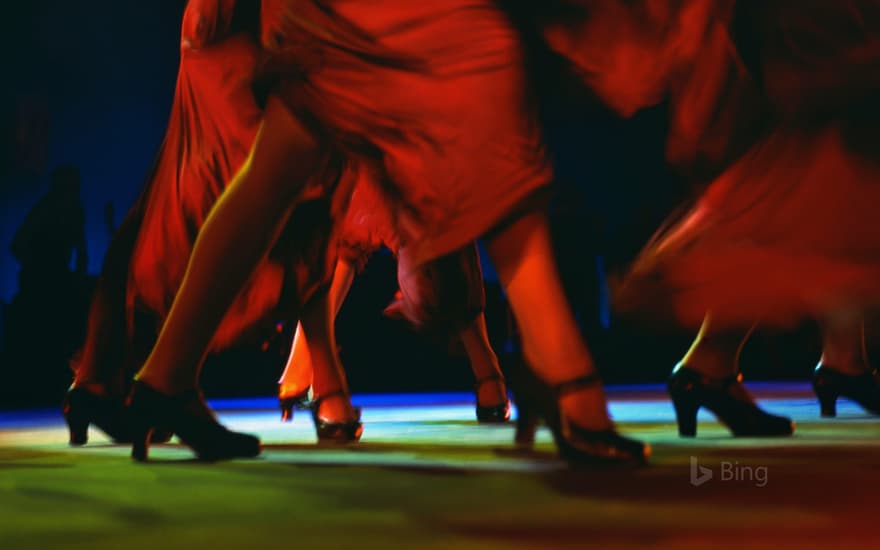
left=299, top=283, right=359, bottom=422
left=72, top=278, right=126, bottom=396
left=72, top=204, right=145, bottom=396
left=819, top=310, right=869, bottom=375
left=484, top=211, right=610, bottom=430
left=136, top=97, right=324, bottom=394
left=458, top=313, right=507, bottom=405
left=278, top=260, right=356, bottom=399
left=278, top=324, right=314, bottom=398
left=677, top=315, right=755, bottom=379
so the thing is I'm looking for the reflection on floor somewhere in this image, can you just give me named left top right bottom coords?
left=1, top=383, right=879, bottom=548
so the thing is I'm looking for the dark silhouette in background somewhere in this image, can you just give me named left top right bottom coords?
left=12, top=165, right=87, bottom=286
left=2, top=165, right=94, bottom=407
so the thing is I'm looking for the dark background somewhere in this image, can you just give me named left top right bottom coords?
left=0, top=1, right=822, bottom=410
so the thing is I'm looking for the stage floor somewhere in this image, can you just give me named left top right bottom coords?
left=2, top=383, right=879, bottom=549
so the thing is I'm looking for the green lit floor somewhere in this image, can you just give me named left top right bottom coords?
left=2, top=385, right=879, bottom=549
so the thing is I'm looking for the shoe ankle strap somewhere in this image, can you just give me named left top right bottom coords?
left=675, top=366, right=743, bottom=388
left=552, top=373, right=602, bottom=398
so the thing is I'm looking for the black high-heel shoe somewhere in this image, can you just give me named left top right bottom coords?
left=279, top=388, right=311, bottom=422
left=127, top=381, right=261, bottom=462
left=63, top=386, right=172, bottom=446
left=309, top=390, right=363, bottom=443
left=509, top=363, right=649, bottom=466
left=668, top=367, right=794, bottom=437
left=474, top=374, right=511, bottom=424
left=813, top=365, right=880, bottom=417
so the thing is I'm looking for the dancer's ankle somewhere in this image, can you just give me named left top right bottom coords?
left=279, top=382, right=311, bottom=399
left=818, top=357, right=871, bottom=377
left=316, top=394, right=358, bottom=422
left=133, top=374, right=197, bottom=396
left=558, top=387, right=614, bottom=432
left=548, top=367, right=613, bottom=432
left=475, top=377, right=507, bottom=406
left=675, top=357, right=737, bottom=381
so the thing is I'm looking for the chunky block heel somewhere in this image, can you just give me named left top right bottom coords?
left=670, top=396, right=699, bottom=437
left=127, top=381, right=261, bottom=462
left=668, top=367, right=794, bottom=438
left=64, top=411, right=90, bottom=446
left=813, top=365, right=880, bottom=417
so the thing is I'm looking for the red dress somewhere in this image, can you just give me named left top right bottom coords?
left=260, top=0, right=552, bottom=266
left=127, top=11, right=490, bottom=348
left=335, top=165, right=398, bottom=270
left=128, top=29, right=339, bottom=349
left=336, top=165, right=485, bottom=334
left=542, top=0, right=764, bottom=175
left=609, top=1, right=880, bottom=330
left=128, top=33, right=267, bottom=348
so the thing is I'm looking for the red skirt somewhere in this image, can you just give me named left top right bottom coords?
left=612, top=1, right=880, bottom=330
left=393, top=243, right=485, bottom=334
left=542, top=0, right=765, bottom=177
left=335, top=164, right=398, bottom=270
left=128, top=34, right=334, bottom=349
left=615, top=124, right=880, bottom=330
left=126, top=28, right=468, bottom=348
left=260, top=0, right=552, bottom=266
left=336, top=165, right=485, bottom=334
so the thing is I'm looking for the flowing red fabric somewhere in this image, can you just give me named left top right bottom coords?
left=336, top=166, right=486, bottom=334
left=260, top=0, right=552, bottom=266
left=542, top=0, right=763, bottom=176
left=393, top=243, right=485, bottom=333
left=606, top=1, right=880, bottom=330
left=180, top=0, right=238, bottom=50
left=128, top=31, right=404, bottom=349
left=126, top=33, right=293, bottom=349
left=335, top=166, right=398, bottom=270
left=542, top=1, right=726, bottom=117
left=126, top=11, right=489, bottom=348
